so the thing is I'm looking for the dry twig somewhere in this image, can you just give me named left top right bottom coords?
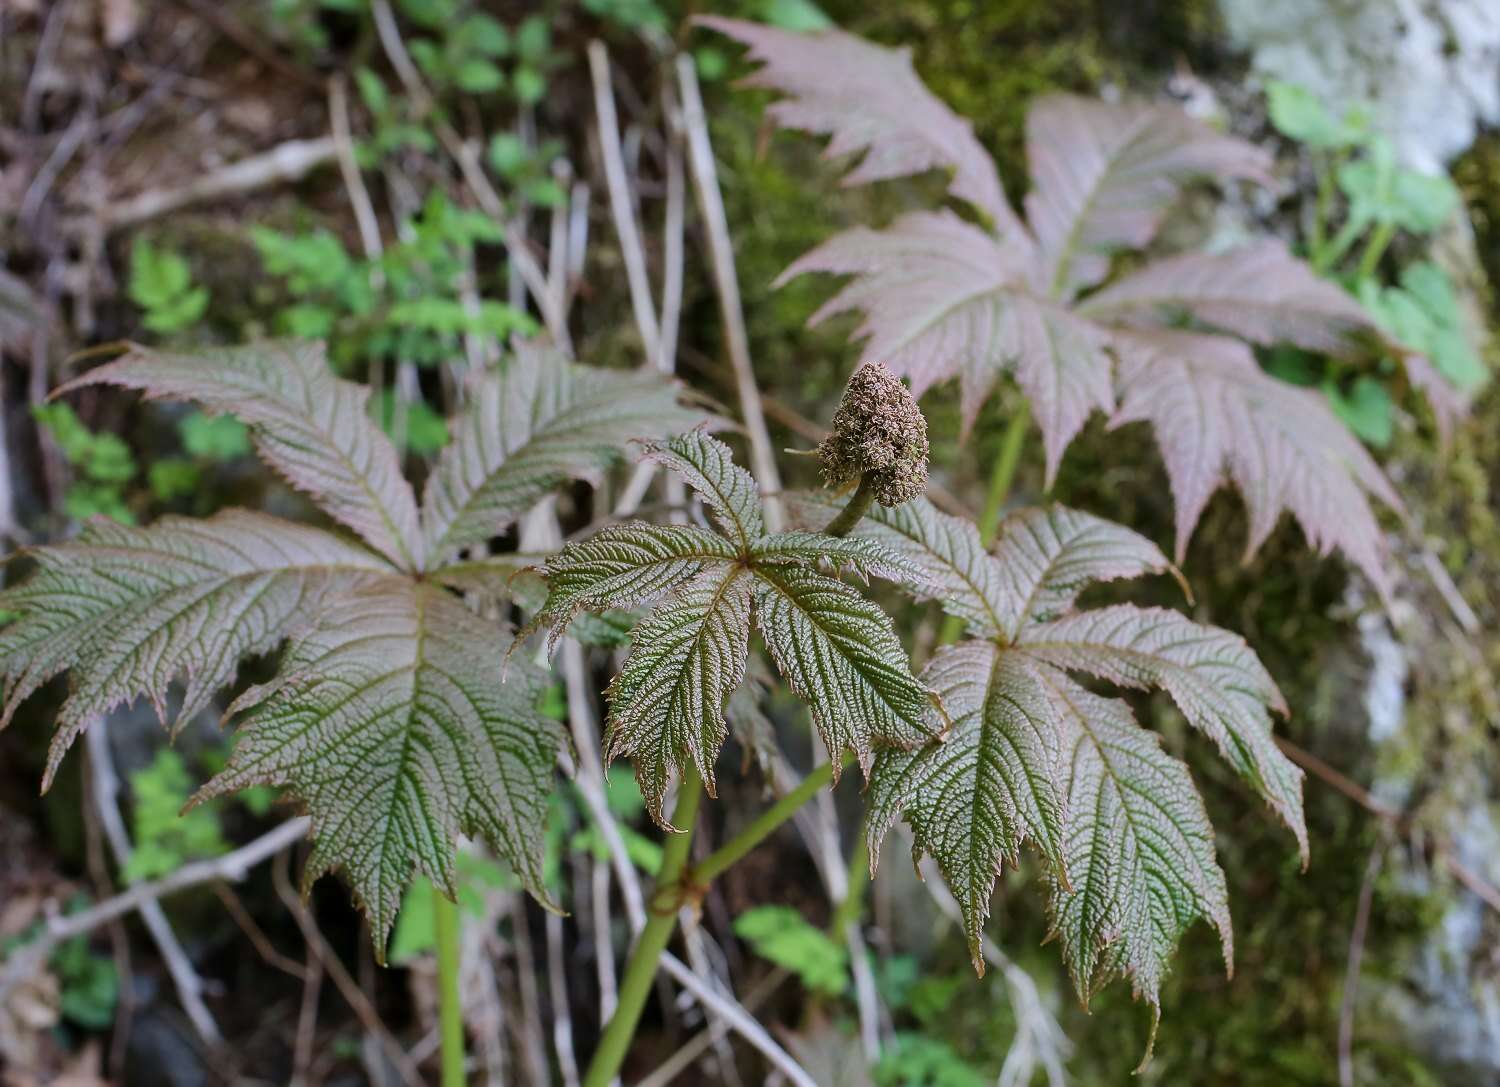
left=1338, top=842, right=1384, bottom=1087
left=83, top=726, right=223, bottom=1045
left=675, top=54, right=783, bottom=530
left=272, top=852, right=424, bottom=1087
left=101, top=137, right=338, bottom=230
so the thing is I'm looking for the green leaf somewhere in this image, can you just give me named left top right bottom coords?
left=129, top=239, right=209, bottom=333
left=582, top=0, right=668, bottom=32
left=534, top=523, right=737, bottom=644
left=148, top=458, right=200, bottom=501
left=875, top=1033, right=986, bottom=1087
left=0, top=511, right=390, bottom=788
left=142, top=287, right=209, bottom=334
left=867, top=643, right=1066, bottom=966
left=735, top=905, right=848, bottom=995
left=180, top=410, right=251, bottom=460
left=604, top=567, right=753, bottom=824
left=420, top=339, right=701, bottom=561
left=1325, top=375, right=1393, bottom=447
left=52, top=934, right=119, bottom=1030
left=753, top=562, right=939, bottom=768
left=862, top=501, right=1301, bottom=1024
left=515, top=15, right=550, bottom=61
left=513, top=66, right=546, bottom=105
left=522, top=177, right=565, bottom=207
left=750, top=531, right=921, bottom=584
left=83, top=433, right=136, bottom=484
left=1019, top=605, right=1307, bottom=860
left=65, top=341, right=425, bottom=570
left=63, top=483, right=134, bottom=524
left=538, top=433, right=934, bottom=816
left=1362, top=263, right=1488, bottom=393
left=638, top=430, right=763, bottom=546
left=460, top=13, right=511, bottom=56
left=397, top=0, right=453, bottom=28
left=389, top=853, right=518, bottom=963
left=199, top=579, right=564, bottom=952
left=128, top=239, right=190, bottom=305
left=455, top=59, right=505, bottom=93
left=1041, top=667, right=1230, bottom=1035
left=32, top=402, right=95, bottom=463
left=355, top=67, right=389, bottom=115
left=1265, top=81, right=1367, bottom=149
left=1338, top=139, right=1459, bottom=234
left=123, top=749, right=230, bottom=882
left=252, top=228, right=353, bottom=294
left=488, top=133, right=528, bottom=177
left=755, top=0, right=833, bottom=32
left=373, top=390, right=450, bottom=455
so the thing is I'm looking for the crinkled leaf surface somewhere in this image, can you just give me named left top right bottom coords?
left=201, top=579, right=564, bottom=950
left=698, top=17, right=1018, bottom=231
left=638, top=429, right=764, bottom=546
left=864, top=499, right=1301, bottom=1014
left=867, top=642, right=1065, bottom=964
left=533, top=522, right=738, bottom=645
left=604, top=567, right=753, bottom=827
left=1039, top=667, right=1230, bottom=1026
left=781, top=211, right=1113, bottom=478
left=63, top=341, right=424, bottom=570
left=1018, top=604, right=1306, bottom=860
left=1110, top=328, right=1402, bottom=598
left=8, top=337, right=663, bottom=952
left=421, top=339, right=701, bottom=562
left=0, top=511, right=390, bottom=787
left=537, top=431, right=934, bottom=820
left=752, top=561, right=937, bottom=768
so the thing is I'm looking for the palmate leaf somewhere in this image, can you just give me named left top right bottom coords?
left=63, top=341, right=424, bottom=570
left=0, top=511, right=390, bottom=787
left=199, top=579, right=564, bottom=948
left=725, top=20, right=1418, bottom=594
left=1109, top=328, right=1402, bottom=599
left=537, top=431, right=936, bottom=821
left=752, top=561, right=935, bottom=765
left=1019, top=605, right=1305, bottom=860
left=696, top=17, right=1019, bottom=233
left=1038, top=667, right=1230, bottom=1037
left=866, top=642, right=1066, bottom=960
left=780, top=211, right=1113, bottom=478
left=861, top=497, right=1302, bottom=1016
left=1078, top=240, right=1376, bottom=355
left=603, top=567, right=753, bottom=827
left=4, top=336, right=679, bottom=952
left=1022, top=95, right=1272, bottom=299
left=420, top=339, right=702, bottom=562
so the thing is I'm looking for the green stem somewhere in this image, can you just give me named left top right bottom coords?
left=1309, top=150, right=1333, bottom=256
left=940, top=404, right=1028, bottom=643
left=583, top=767, right=704, bottom=1087
left=1313, top=213, right=1366, bottom=274
left=692, top=754, right=852, bottom=887
left=1356, top=220, right=1396, bottom=282
left=823, top=474, right=877, bottom=538
left=433, top=885, right=466, bottom=1087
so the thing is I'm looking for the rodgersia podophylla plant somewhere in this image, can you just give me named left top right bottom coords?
left=6, top=15, right=1441, bottom=1077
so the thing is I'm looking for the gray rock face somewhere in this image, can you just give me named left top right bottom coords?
left=1221, top=0, right=1500, bottom=170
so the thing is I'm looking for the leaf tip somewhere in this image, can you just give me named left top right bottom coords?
left=1132, top=1004, right=1161, bottom=1075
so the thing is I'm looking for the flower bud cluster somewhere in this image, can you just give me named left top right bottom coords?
left=818, top=362, right=929, bottom=507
